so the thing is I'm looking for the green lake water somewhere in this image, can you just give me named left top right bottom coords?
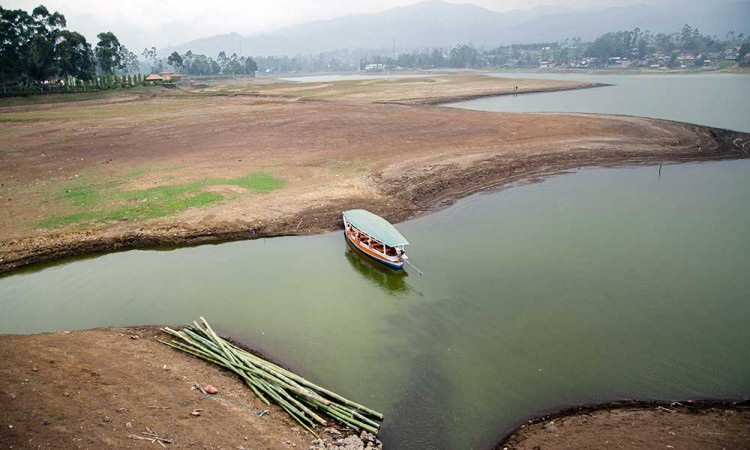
left=448, top=72, right=750, bottom=133
left=2, top=161, right=749, bottom=449
left=1, top=74, right=749, bottom=449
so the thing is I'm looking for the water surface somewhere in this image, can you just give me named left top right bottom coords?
left=2, top=161, right=749, bottom=450
left=448, top=73, right=750, bottom=133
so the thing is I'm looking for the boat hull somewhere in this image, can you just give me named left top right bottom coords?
left=344, top=228, right=404, bottom=270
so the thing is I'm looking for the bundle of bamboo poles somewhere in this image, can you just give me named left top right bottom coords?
left=160, top=317, right=383, bottom=436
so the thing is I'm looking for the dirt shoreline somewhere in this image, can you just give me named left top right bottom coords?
left=4, top=79, right=750, bottom=447
left=495, top=399, right=750, bottom=449
left=1, top=123, right=748, bottom=275
left=2, top=327, right=747, bottom=450
left=2, top=74, right=750, bottom=274
left=0, top=327, right=380, bottom=450
left=374, top=82, right=609, bottom=105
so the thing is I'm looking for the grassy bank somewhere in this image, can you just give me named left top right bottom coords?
left=1, top=74, right=747, bottom=272
left=42, top=171, right=285, bottom=229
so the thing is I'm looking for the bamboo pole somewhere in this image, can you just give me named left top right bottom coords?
left=160, top=318, right=383, bottom=434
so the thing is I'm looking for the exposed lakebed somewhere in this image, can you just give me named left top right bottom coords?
left=1, top=73, right=749, bottom=449
left=2, top=160, right=749, bottom=449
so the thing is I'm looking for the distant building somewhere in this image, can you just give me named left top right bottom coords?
left=364, top=64, right=386, bottom=72
left=145, top=72, right=187, bottom=82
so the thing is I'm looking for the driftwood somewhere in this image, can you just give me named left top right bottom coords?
left=128, top=427, right=173, bottom=447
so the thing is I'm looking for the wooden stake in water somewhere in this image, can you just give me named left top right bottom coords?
left=404, top=258, right=424, bottom=275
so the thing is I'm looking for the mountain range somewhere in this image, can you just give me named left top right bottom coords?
left=160, top=0, right=750, bottom=57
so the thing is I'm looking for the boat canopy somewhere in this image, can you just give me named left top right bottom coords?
left=343, top=209, right=409, bottom=247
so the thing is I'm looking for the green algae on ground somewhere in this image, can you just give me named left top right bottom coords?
left=41, top=172, right=285, bottom=228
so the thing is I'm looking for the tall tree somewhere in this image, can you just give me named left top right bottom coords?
left=95, top=31, right=124, bottom=74
left=739, top=43, right=750, bottom=67
left=27, top=34, right=55, bottom=86
left=167, top=51, right=183, bottom=70
left=244, top=56, right=258, bottom=75
left=54, top=30, right=95, bottom=80
left=182, top=50, right=193, bottom=73
left=121, top=47, right=140, bottom=74
left=217, top=51, right=228, bottom=73
left=1, top=7, right=35, bottom=88
left=210, top=58, right=221, bottom=75
left=448, top=45, right=479, bottom=68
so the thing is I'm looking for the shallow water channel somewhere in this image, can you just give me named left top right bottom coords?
left=2, top=73, right=750, bottom=449
left=2, top=160, right=749, bottom=449
left=449, top=72, right=750, bottom=133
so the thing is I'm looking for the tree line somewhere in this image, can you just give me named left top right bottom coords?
left=0, top=5, right=143, bottom=94
left=142, top=49, right=257, bottom=76
left=585, top=25, right=746, bottom=62
left=360, top=25, right=749, bottom=70
left=0, top=4, right=259, bottom=96
left=3, top=4, right=748, bottom=96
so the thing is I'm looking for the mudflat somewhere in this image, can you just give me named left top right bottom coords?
left=497, top=401, right=750, bottom=449
left=2, top=74, right=750, bottom=450
left=0, top=328, right=359, bottom=449
left=1, top=75, right=748, bottom=273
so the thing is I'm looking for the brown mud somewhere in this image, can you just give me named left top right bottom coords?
left=1, top=76, right=749, bottom=275
left=495, top=399, right=750, bottom=449
left=1, top=118, right=747, bottom=275
left=374, top=82, right=610, bottom=105
left=2, top=76, right=750, bottom=450
left=0, top=327, right=374, bottom=450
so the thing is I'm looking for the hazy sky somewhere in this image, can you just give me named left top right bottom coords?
left=5, top=0, right=676, bottom=51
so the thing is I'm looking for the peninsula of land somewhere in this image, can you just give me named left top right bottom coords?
left=1, top=74, right=748, bottom=273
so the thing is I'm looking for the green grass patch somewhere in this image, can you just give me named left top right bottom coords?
left=42, top=171, right=285, bottom=228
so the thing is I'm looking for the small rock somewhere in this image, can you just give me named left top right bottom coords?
left=102, top=416, right=111, bottom=423
left=42, top=419, right=49, bottom=425
left=191, top=409, right=202, bottom=417
left=126, top=422, right=132, bottom=429
left=204, top=385, right=218, bottom=394
left=130, top=335, right=139, bottom=340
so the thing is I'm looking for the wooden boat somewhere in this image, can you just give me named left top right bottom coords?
left=343, top=209, right=409, bottom=270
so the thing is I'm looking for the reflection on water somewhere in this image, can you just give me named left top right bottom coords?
left=344, top=245, right=412, bottom=296
left=1, top=161, right=749, bottom=450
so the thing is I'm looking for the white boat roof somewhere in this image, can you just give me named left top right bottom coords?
left=343, top=209, right=409, bottom=247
